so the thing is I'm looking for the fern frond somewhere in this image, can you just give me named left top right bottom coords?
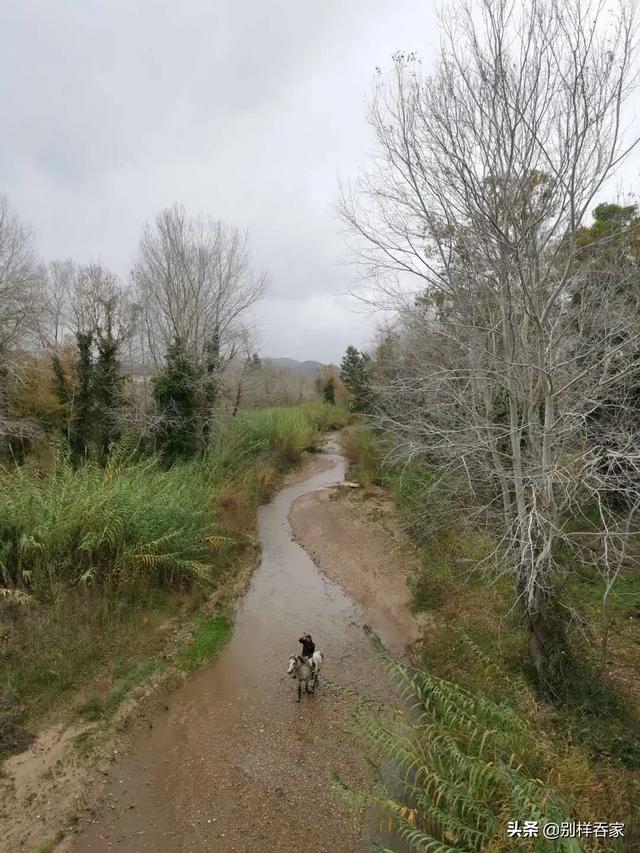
left=336, top=655, right=579, bottom=852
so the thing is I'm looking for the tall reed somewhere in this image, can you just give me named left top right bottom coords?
left=0, top=404, right=344, bottom=595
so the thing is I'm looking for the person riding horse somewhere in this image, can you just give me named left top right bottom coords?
left=299, top=633, right=316, bottom=670
left=288, top=637, right=323, bottom=701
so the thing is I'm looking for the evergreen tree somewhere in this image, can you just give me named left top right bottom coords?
left=153, top=337, right=199, bottom=463
left=50, top=350, right=74, bottom=444
left=340, top=345, right=371, bottom=412
left=51, top=353, right=70, bottom=407
left=70, top=331, right=95, bottom=467
left=94, top=299, right=125, bottom=461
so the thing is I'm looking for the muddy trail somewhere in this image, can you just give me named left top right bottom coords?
left=64, top=439, right=416, bottom=853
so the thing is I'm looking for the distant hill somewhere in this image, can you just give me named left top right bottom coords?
left=264, top=358, right=325, bottom=380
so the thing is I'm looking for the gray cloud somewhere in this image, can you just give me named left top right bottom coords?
left=29, top=1, right=640, bottom=361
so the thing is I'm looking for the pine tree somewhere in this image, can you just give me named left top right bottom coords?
left=153, top=337, right=199, bottom=463
left=340, top=345, right=371, bottom=412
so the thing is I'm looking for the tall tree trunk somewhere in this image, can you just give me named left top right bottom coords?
left=526, top=589, right=554, bottom=683
left=517, top=571, right=556, bottom=684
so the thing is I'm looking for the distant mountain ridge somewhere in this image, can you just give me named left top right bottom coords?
left=264, top=357, right=325, bottom=380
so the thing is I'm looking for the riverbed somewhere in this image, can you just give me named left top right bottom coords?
left=69, top=441, right=398, bottom=852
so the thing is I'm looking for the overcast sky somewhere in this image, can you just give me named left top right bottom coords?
left=0, top=0, right=438, bottom=363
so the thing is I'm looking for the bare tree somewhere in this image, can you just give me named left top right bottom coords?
left=131, top=204, right=267, bottom=442
left=38, top=258, right=77, bottom=347
left=0, top=194, right=42, bottom=351
left=340, top=0, right=640, bottom=681
left=73, top=263, right=136, bottom=341
left=222, top=356, right=318, bottom=411
left=132, top=204, right=267, bottom=370
left=0, top=194, right=45, bottom=442
left=40, top=259, right=139, bottom=347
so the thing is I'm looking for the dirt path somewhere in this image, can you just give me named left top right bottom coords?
left=24, top=440, right=420, bottom=853
left=289, top=486, right=422, bottom=658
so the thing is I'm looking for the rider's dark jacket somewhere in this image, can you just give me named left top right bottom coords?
left=299, top=637, right=315, bottom=658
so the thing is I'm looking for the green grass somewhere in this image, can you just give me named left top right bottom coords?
left=76, top=656, right=168, bottom=722
left=72, top=728, right=98, bottom=759
left=341, top=425, right=386, bottom=487
left=68, top=611, right=230, bottom=729
left=217, top=402, right=349, bottom=470
left=223, top=407, right=316, bottom=469
left=0, top=446, right=220, bottom=593
left=0, top=587, right=178, bottom=744
left=298, top=400, right=350, bottom=432
left=176, top=615, right=232, bottom=672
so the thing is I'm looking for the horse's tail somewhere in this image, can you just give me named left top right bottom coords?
left=313, top=651, right=323, bottom=669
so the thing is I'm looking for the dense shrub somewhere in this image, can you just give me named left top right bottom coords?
left=341, top=426, right=385, bottom=487
left=224, top=407, right=315, bottom=468
left=0, top=404, right=343, bottom=596
left=0, top=444, right=217, bottom=593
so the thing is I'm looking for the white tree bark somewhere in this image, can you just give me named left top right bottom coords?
left=340, top=0, right=640, bottom=680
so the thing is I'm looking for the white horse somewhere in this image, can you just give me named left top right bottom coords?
left=287, top=652, right=323, bottom=702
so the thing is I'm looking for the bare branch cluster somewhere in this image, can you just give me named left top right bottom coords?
left=341, top=0, right=640, bottom=677
left=0, top=194, right=43, bottom=351
left=132, top=203, right=267, bottom=370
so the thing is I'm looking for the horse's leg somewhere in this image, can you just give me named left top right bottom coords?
left=297, top=680, right=302, bottom=702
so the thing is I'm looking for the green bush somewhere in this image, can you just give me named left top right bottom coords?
left=176, top=615, right=231, bottom=672
left=209, top=403, right=348, bottom=471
